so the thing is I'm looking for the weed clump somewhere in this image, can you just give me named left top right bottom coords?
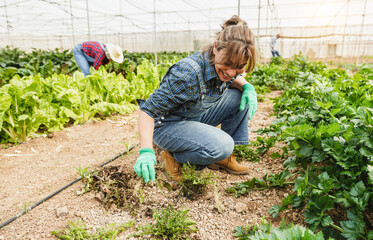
left=180, top=164, right=216, bottom=200
left=77, top=165, right=140, bottom=214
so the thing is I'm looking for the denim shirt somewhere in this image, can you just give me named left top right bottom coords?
left=139, top=51, right=234, bottom=119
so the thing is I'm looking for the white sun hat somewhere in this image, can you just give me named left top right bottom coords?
left=106, top=43, right=124, bottom=63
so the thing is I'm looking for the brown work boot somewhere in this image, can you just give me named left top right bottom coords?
left=208, top=155, right=250, bottom=174
left=161, top=151, right=183, bottom=182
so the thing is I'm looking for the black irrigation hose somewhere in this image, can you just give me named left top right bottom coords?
left=0, top=143, right=139, bottom=229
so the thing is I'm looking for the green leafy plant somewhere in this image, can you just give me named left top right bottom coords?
left=227, top=170, right=293, bottom=197
left=0, top=50, right=187, bottom=144
left=233, top=218, right=326, bottom=240
left=75, top=165, right=93, bottom=195
left=51, top=220, right=134, bottom=239
left=18, top=201, right=29, bottom=213
left=119, top=141, right=133, bottom=154
left=180, top=163, right=216, bottom=200
left=249, top=57, right=373, bottom=238
left=133, top=205, right=197, bottom=240
left=233, top=144, right=260, bottom=162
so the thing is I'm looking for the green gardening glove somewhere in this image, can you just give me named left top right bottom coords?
left=239, top=83, right=258, bottom=120
left=134, top=148, right=156, bottom=182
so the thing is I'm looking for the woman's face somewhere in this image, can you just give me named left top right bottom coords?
left=213, top=44, right=247, bottom=82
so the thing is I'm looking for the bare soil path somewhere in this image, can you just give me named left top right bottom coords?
left=0, top=90, right=300, bottom=240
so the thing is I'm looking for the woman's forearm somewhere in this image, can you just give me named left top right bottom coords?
left=138, top=110, right=155, bottom=149
left=230, top=75, right=248, bottom=91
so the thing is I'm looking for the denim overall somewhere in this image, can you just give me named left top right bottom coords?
left=153, top=58, right=250, bottom=167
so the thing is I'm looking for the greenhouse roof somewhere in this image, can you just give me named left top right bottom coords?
left=1, top=0, right=372, bottom=37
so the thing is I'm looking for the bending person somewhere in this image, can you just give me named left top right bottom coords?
left=73, top=41, right=123, bottom=76
left=134, top=15, right=258, bottom=182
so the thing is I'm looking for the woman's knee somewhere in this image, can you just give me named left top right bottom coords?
left=207, top=135, right=234, bottom=161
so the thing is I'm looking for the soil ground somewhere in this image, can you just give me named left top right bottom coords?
left=0, top=90, right=302, bottom=240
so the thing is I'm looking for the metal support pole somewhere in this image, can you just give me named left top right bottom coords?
left=257, top=0, right=261, bottom=61
left=356, top=0, right=367, bottom=65
left=340, top=0, right=350, bottom=63
left=153, top=0, right=157, bottom=66
left=119, top=0, right=124, bottom=47
left=69, top=0, right=75, bottom=44
left=4, top=0, right=11, bottom=43
left=86, top=0, right=91, bottom=39
left=264, top=0, right=270, bottom=63
left=238, top=0, right=240, bottom=17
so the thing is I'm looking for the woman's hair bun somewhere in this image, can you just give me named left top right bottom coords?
left=222, top=15, right=247, bottom=29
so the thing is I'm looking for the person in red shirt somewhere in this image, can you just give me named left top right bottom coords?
left=73, top=41, right=123, bottom=76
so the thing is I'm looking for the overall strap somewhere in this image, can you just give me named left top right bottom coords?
left=182, top=57, right=206, bottom=99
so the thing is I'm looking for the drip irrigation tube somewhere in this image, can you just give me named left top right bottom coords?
left=0, top=143, right=139, bottom=229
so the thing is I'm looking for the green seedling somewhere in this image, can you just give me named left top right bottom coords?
left=18, top=201, right=29, bottom=213
left=180, top=163, right=217, bottom=200
left=119, top=141, right=132, bottom=154
left=138, top=186, right=145, bottom=204
left=75, top=165, right=93, bottom=195
left=132, top=205, right=197, bottom=240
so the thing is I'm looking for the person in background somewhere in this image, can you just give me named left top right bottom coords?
left=133, top=15, right=258, bottom=183
left=73, top=41, right=123, bottom=76
left=270, top=34, right=281, bottom=57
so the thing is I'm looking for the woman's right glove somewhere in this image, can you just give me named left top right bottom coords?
left=134, top=148, right=156, bottom=182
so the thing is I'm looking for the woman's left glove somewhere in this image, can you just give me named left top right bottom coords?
left=134, top=148, right=157, bottom=182
left=239, top=83, right=258, bottom=120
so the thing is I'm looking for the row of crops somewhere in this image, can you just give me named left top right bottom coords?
left=1, top=47, right=372, bottom=239
left=238, top=56, right=372, bottom=239
left=0, top=48, right=189, bottom=143
left=0, top=46, right=189, bottom=85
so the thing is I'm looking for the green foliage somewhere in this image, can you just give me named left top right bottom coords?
left=270, top=56, right=285, bottom=65
left=0, top=49, right=188, bottom=144
left=231, top=55, right=373, bottom=238
left=180, top=163, right=216, bottom=200
left=51, top=220, right=134, bottom=240
left=0, top=47, right=77, bottom=84
left=339, top=210, right=372, bottom=240
left=254, top=85, right=271, bottom=102
left=233, top=219, right=326, bottom=240
left=0, top=55, right=183, bottom=143
left=233, top=144, right=260, bottom=162
left=133, top=205, right=197, bottom=240
left=304, top=195, right=334, bottom=231
left=227, top=170, right=293, bottom=197
left=234, top=135, right=286, bottom=163
left=0, top=47, right=190, bottom=86
left=0, top=71, right=140, bottom=143
left=247, top=64, right=287, bottom=90
left=75, top=165, right=93, bottom=195
left=243, top=55, right=373, bottom=238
